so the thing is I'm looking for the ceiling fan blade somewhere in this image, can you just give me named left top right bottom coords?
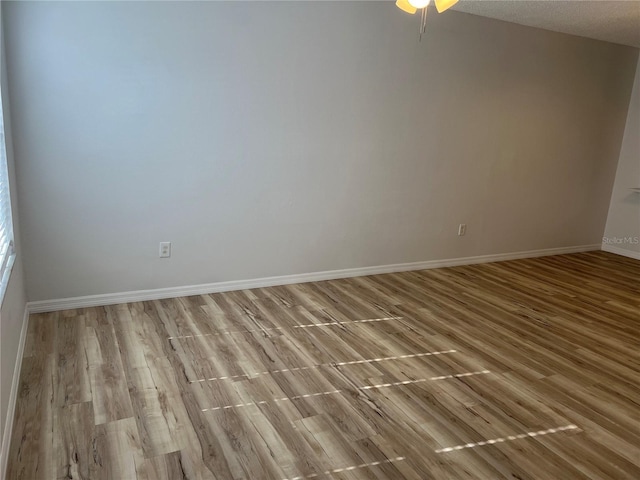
left=396, top=0, right=418, bottom=15
left=434, top=0, right=459, bottom=13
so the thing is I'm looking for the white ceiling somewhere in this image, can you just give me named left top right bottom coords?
left=451, top=0, right=640, bottom=48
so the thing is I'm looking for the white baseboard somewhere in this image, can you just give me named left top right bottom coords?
left=601, top=244, right=640, bottom=260
left=0, top=305, right=29, bottom=479
left=27, top=244, right=601, bottom=314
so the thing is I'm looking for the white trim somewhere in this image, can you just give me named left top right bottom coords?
left=0, top=251, right=15, bottom=304
left=601, top=244, right=640, bottom=260
left=27, top=244, right=601, bottom=314
left=0, top=305, right=29, bottom=479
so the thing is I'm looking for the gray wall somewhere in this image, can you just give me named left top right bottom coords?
left=604, top=57, right=640, bottom=257
left=4, top=1, right=638, bottom=302
left=0, top=0, right=28, bottom=460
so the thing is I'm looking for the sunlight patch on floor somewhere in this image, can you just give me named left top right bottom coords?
left=168, top=316, right=405, bottom=339
left=189, top=350, right=458, bottom=383
left=282, top=457, right=406, bottom=480
left=435, top=425, right=579, bottom=453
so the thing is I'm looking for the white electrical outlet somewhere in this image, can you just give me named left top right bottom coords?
left=458, top=224, right=467, bottom=236
left=159, top=242, right=171, bottom=258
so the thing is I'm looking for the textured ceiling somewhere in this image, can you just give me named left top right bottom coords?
left=452, top=1, right=640, bottom=48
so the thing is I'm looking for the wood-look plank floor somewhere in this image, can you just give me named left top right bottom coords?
left=6, top=251, right=640, bottom=479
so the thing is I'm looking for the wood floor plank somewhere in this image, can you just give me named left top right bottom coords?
left=6, top=314, right=56, bottom=480
left=55, top=315, right=92, bottom=407
left=89, top=323, right=134, bottom=425
left=54, top=401, right=95, bottom=480
left=89, top=417, right=146, bottom=480
left=6, top=251, right=640, bottom=479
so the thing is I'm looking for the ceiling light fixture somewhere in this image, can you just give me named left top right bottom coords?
left=396, top=0, right=459, bottom=40
left=408, top=0, right=431, bottom=8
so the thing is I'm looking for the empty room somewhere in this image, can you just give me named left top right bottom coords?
left=0, top=0, right=639, bottom=479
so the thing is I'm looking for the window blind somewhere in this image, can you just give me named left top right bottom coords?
left=0, top=91, right=14, bottom=287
